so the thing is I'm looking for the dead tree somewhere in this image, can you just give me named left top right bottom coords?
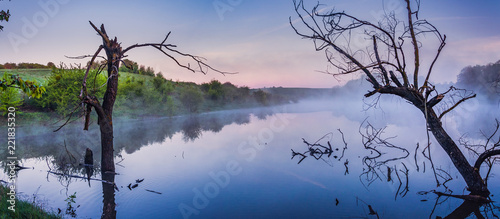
left=73, top=21, right=229, bottom=173
left=291, top=0, right=499, bottom=196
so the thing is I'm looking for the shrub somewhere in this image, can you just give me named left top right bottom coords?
left=0, top=87, right=22, bottom=116
left=30, top=68, right=106, bottom=116
left=179, top=85, right=204, bottom=113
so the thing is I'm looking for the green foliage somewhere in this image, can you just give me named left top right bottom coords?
left=0, top=87, right=22, bottom=116
left=1, top=62, right=51, bottom=69
left=14, top=67, right=298, bottom=119
left=0, top=9, right=10, bottom=31
left=116, top=74, right=176, bottom=116
left=16, top=62, right=49, bottom=69
left=0, top=184, right=61, bottom=219
left=0, top=72, right=45, bottom=98
left=30, top=68, right=106, bottom=116
left=118, top=59, right=155, bottom=76
left=221, top=82, right=251, bottom=103
left=47, top=62, right=56, bottom=69
left=179, top=85, right=204, bottom=113
left=201, top=80, right=225, bottom=100
left=152, top=74, right=174, bottom=95
left=2, top=63, right=16, bottom=69
left=253, top=89, right=269, bottom=105
left=86, top=60, right=107, bottom=70
left=64, top=192, right=78, bottom=217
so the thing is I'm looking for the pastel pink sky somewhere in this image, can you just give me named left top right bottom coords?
left=1, top=0, right=499, bottom=88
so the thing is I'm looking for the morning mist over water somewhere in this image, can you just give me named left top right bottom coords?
left=3, top=93, right=499, bottom=218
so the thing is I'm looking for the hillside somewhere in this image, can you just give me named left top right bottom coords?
left=1, top=68, right=332, bottom=124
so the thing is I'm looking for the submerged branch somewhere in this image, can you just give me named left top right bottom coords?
left=433, top=191, right=491, bottom=203
left=47, top=171, right=114, bottom=185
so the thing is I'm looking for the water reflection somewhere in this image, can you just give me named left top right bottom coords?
left=6, top=108, right=259, bottom=164
left=291, top=110, right=500, bottom=218
left=102, top=173, right=117, bottom=219
left=181, top=117, right=203, bottom=142
left=2, top=102, right=499, bottom=218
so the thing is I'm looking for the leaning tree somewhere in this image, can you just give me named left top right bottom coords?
left=291, top=0, right=500, bottom=197
left=71, top=21, right=228, bottom=173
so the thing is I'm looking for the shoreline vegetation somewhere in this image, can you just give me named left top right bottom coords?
left=0, top=62, right=334, bottom=125
left=0, top=184, right=61, bottom=219
left=1, top=59, right=499, bottom=125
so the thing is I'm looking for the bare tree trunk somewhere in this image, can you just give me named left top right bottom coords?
left=376, top=87, right=489, bottom=195
left=424, top=108, right=489, bottom=196
left=291, top=0, right=494, bottom=198
left=99, top=56, right=120, bottom=173
left=100, top=121, right=115, bottom=173
left=77, top=21, right=227, bottom=176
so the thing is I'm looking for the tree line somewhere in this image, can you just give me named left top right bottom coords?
left=1, top=67, right=291, bottom=118
left=87, top=59, right=157, bottom=77
left=0, top=62, right=55, bottom=69
left=457, top=60, right=500, bottom=102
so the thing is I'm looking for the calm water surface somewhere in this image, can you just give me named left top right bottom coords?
left=3, top=99, right=500, bottom=218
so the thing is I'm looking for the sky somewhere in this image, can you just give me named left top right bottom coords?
left=0, top=0, right=499, bottom=88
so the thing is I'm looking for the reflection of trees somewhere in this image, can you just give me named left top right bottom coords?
left=291, top=0, right=499, bottom=197
left=254, top=109, right=274, bottom=120
left=6, top=107, right=259, bottom=162
left=201, top=116, right=223, bottom=133
left=0, top=107, right=283, bottom=218
left=182, top=116, right=202, bottom=142
left=461, top=120, right=500, bottom=188
left=101, top=173, right=116, bottom=219
left=422, top=192, right=500, bottom=218
left=292, top=120, right=500, bottom=217
left=41, top=147, right=115, bottom=218
left=358, top=121, right=410, bottom=197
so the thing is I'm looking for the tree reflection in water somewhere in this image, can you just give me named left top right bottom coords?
left=5, top=108, right=265, bottom=218
left=101, top=172, right=116, bottom=219
left=292, top=120, right=500, bottom=218
left=9, top=105, right=498, bottom=218
left=181, top=116, right=203, bottom=142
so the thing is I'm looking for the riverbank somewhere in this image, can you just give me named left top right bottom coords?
left=0, top=184, right=60, bottom=219
left=1, top=68, right=332, bottom=126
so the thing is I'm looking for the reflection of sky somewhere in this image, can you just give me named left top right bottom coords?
left=1, top=0, right=499, bottom=88
left=6, top=101, right=500, bottom=218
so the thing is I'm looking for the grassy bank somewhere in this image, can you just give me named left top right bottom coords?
left=0, top=184, right=60, bottom=219
left=2, top=68, right=326, bottom=125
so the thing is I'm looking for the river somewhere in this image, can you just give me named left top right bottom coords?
left=3, top=98, right=500, bottom=218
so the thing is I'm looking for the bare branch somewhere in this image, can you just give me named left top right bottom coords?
left=438, top=93, right=476, bottom=120
left=290, top=0, right=381, bottom=89
left=405, top=0, right=420, bottom=88
left=65, top=54, right=106, bottom=60
left=423, top=33, right=446, bottom=91
left=372, top=36, right=390, bottom=85
left=426, top=94, right=444, bottom=108
left=474, top=150, right=500, bottom=172
left=80, top=45, right=104, bottom=98
left=389, top=70, right=403, bottom=87
left=89, top=21, right=110, bottom=46
left=121, top=36, right=234, bottom=75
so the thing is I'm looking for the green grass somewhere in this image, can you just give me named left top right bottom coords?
left=0, top=184, right=61, bottom=219
left=2, top=69, right=52, bottom=84
left=2, top=69, right=152, bottom=85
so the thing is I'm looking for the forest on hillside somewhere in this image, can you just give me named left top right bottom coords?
left=0, top=62, right=328, bottom=122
